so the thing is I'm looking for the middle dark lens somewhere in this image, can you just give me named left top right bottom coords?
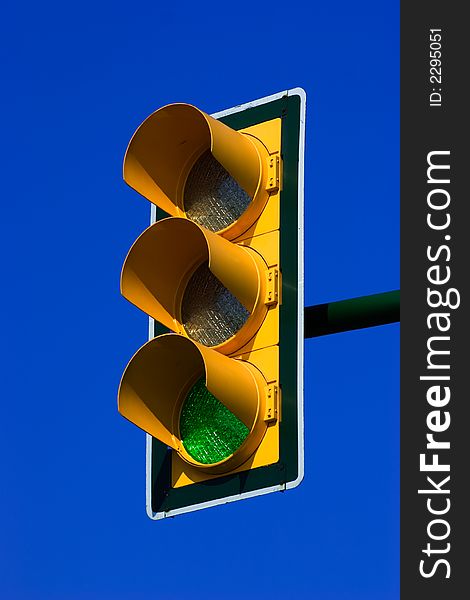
left=181, top=261, right=249, bottom=346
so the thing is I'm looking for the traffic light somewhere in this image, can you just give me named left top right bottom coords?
left=118, top=89, right=305, bottom=518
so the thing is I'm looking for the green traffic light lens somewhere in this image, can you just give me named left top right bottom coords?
left=181, top=261, right=249, bottom=347
left=180, top=378, right=249, bottom=464
left=184, top=150, right=251, bottom=232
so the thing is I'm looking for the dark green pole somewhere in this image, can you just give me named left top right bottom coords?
left=304, top=290, right=400, bottom=338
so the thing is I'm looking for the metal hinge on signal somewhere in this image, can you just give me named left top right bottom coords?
left=265, top=154, right=280, bottom=192
left=264, top=383, right=279, bottom=423
left=265, top=268, right=280, bottom=306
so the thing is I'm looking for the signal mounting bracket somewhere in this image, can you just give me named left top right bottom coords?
left=265, top=153, right=280, bottom=192
left=265, top=267, right=280, bottom=306
left=264, top=382, right=279, bottom=423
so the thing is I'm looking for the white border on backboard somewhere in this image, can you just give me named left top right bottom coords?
left=146, top=87, right=306, bottom=519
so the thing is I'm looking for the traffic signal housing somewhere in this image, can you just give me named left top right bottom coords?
left=118, top=89, right=305, bottom=518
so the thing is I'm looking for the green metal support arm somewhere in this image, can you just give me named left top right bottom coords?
left=304, top=290, right=400, bottom=338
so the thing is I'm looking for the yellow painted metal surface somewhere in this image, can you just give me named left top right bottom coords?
left=120, top=217, right=270, bottom=355
left=124, top=104, right=262, bottom=239
left=123, top=103, right=281, bottom=240
left=118, top=334, right=272, bottom=474
left=119, top=103, right=283, bottom=486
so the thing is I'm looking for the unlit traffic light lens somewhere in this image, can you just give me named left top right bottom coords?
left=180, top=378, right=249, bottom=464
left=181, top=261, right=249, bottom=346
left=184, top=150, right=251, bottom=232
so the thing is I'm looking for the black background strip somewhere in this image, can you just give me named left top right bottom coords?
left=401, top=3, right=469, bottom=598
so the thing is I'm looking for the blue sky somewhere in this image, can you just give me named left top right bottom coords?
left=1, top=1, right=399, bottom=598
